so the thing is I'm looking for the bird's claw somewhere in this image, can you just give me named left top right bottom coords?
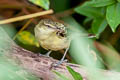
left=52, top=59, right=68, bottom=67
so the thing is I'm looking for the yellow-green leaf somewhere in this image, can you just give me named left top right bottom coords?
left=29, top=0, right=50, bottom=10
left=16, top=31, right=39, bottom=47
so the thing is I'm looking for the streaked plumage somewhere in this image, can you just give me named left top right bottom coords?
left=34, top=19, right=70, bottom=51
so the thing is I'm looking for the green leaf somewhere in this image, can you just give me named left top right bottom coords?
left=92, top=18, right=107, bottom=37
left=16, top=31, right=39, bottom=47
left=117, top=0, right=120, bottom=2
left=29, top=0, right=50, bottom=10
left=106, top=3, right=120, bottom=32
left=83, top=17, right=92, bottom=25
left=85, top=0, right=115, bottom=7
left=67, top=66, right=83, bottom=80
left=53, top=71, right=70, bottom=80
left=74, top=3, right=104, bottom=18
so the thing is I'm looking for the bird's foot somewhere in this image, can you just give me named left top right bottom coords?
left=45, top=51, right=52, bottom=57
left=37, top=51, right=52, bottom=57
left=52, top=48, right=69, bottom=67
left=52, top=59, right=68, bottom=67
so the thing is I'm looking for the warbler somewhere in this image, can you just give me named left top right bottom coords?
left=34, top=19, right=95, bottom=65
left=34, top=19, right=70, bottom=65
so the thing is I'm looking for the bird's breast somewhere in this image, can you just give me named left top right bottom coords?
left=39, top=34, right=70, bottom=51
left=34, top=26, right=55, bottom=40
left=34, top=26, right=70, bottom=51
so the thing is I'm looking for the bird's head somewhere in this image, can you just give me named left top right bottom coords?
left=37, top=19, right=67, bottom=37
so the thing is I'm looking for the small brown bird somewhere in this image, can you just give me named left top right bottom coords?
left=34, top=19, right=70, bottom=65
left=34, top=19, right=96, bottom=65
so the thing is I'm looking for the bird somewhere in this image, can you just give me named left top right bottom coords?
left=34, top=19, right=70, bottom=65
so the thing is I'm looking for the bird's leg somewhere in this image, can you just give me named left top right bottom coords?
left=45, top=51, right=52, bottom=57
left=54, top=48, right=69, bottom=66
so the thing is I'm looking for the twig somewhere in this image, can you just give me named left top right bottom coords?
left=13, top=19, right=33, bottom=40
left=22, top=8, right=37, bottom=24
left=53, top=8, right=74, bottom=18
left=0, top=9, right=54, bottom=24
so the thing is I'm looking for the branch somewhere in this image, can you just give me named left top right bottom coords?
left=7, top=44, right=120, bottom=80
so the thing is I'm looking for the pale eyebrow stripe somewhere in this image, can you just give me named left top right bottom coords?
left=44, top=23, right=59, bottom=31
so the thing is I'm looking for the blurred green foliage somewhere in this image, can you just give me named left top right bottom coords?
left=62, top=16, right=104, bottom=68
left=50, top=0, right=71, bottom=12
left=74, top=0, right=120, bottom=37
left=0, top=27, right=40, bottom=80
left=0, top=24, right=17, bottom=38
left=29, top=0, right=50, bottom=10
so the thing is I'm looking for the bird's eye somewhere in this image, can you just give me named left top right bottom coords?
left=46, top=25, right=51, bottom=28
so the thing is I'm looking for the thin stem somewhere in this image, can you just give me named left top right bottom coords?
left=13, top=19, right=33, bottom=40
left=0, top=9, right=54, bottom=24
